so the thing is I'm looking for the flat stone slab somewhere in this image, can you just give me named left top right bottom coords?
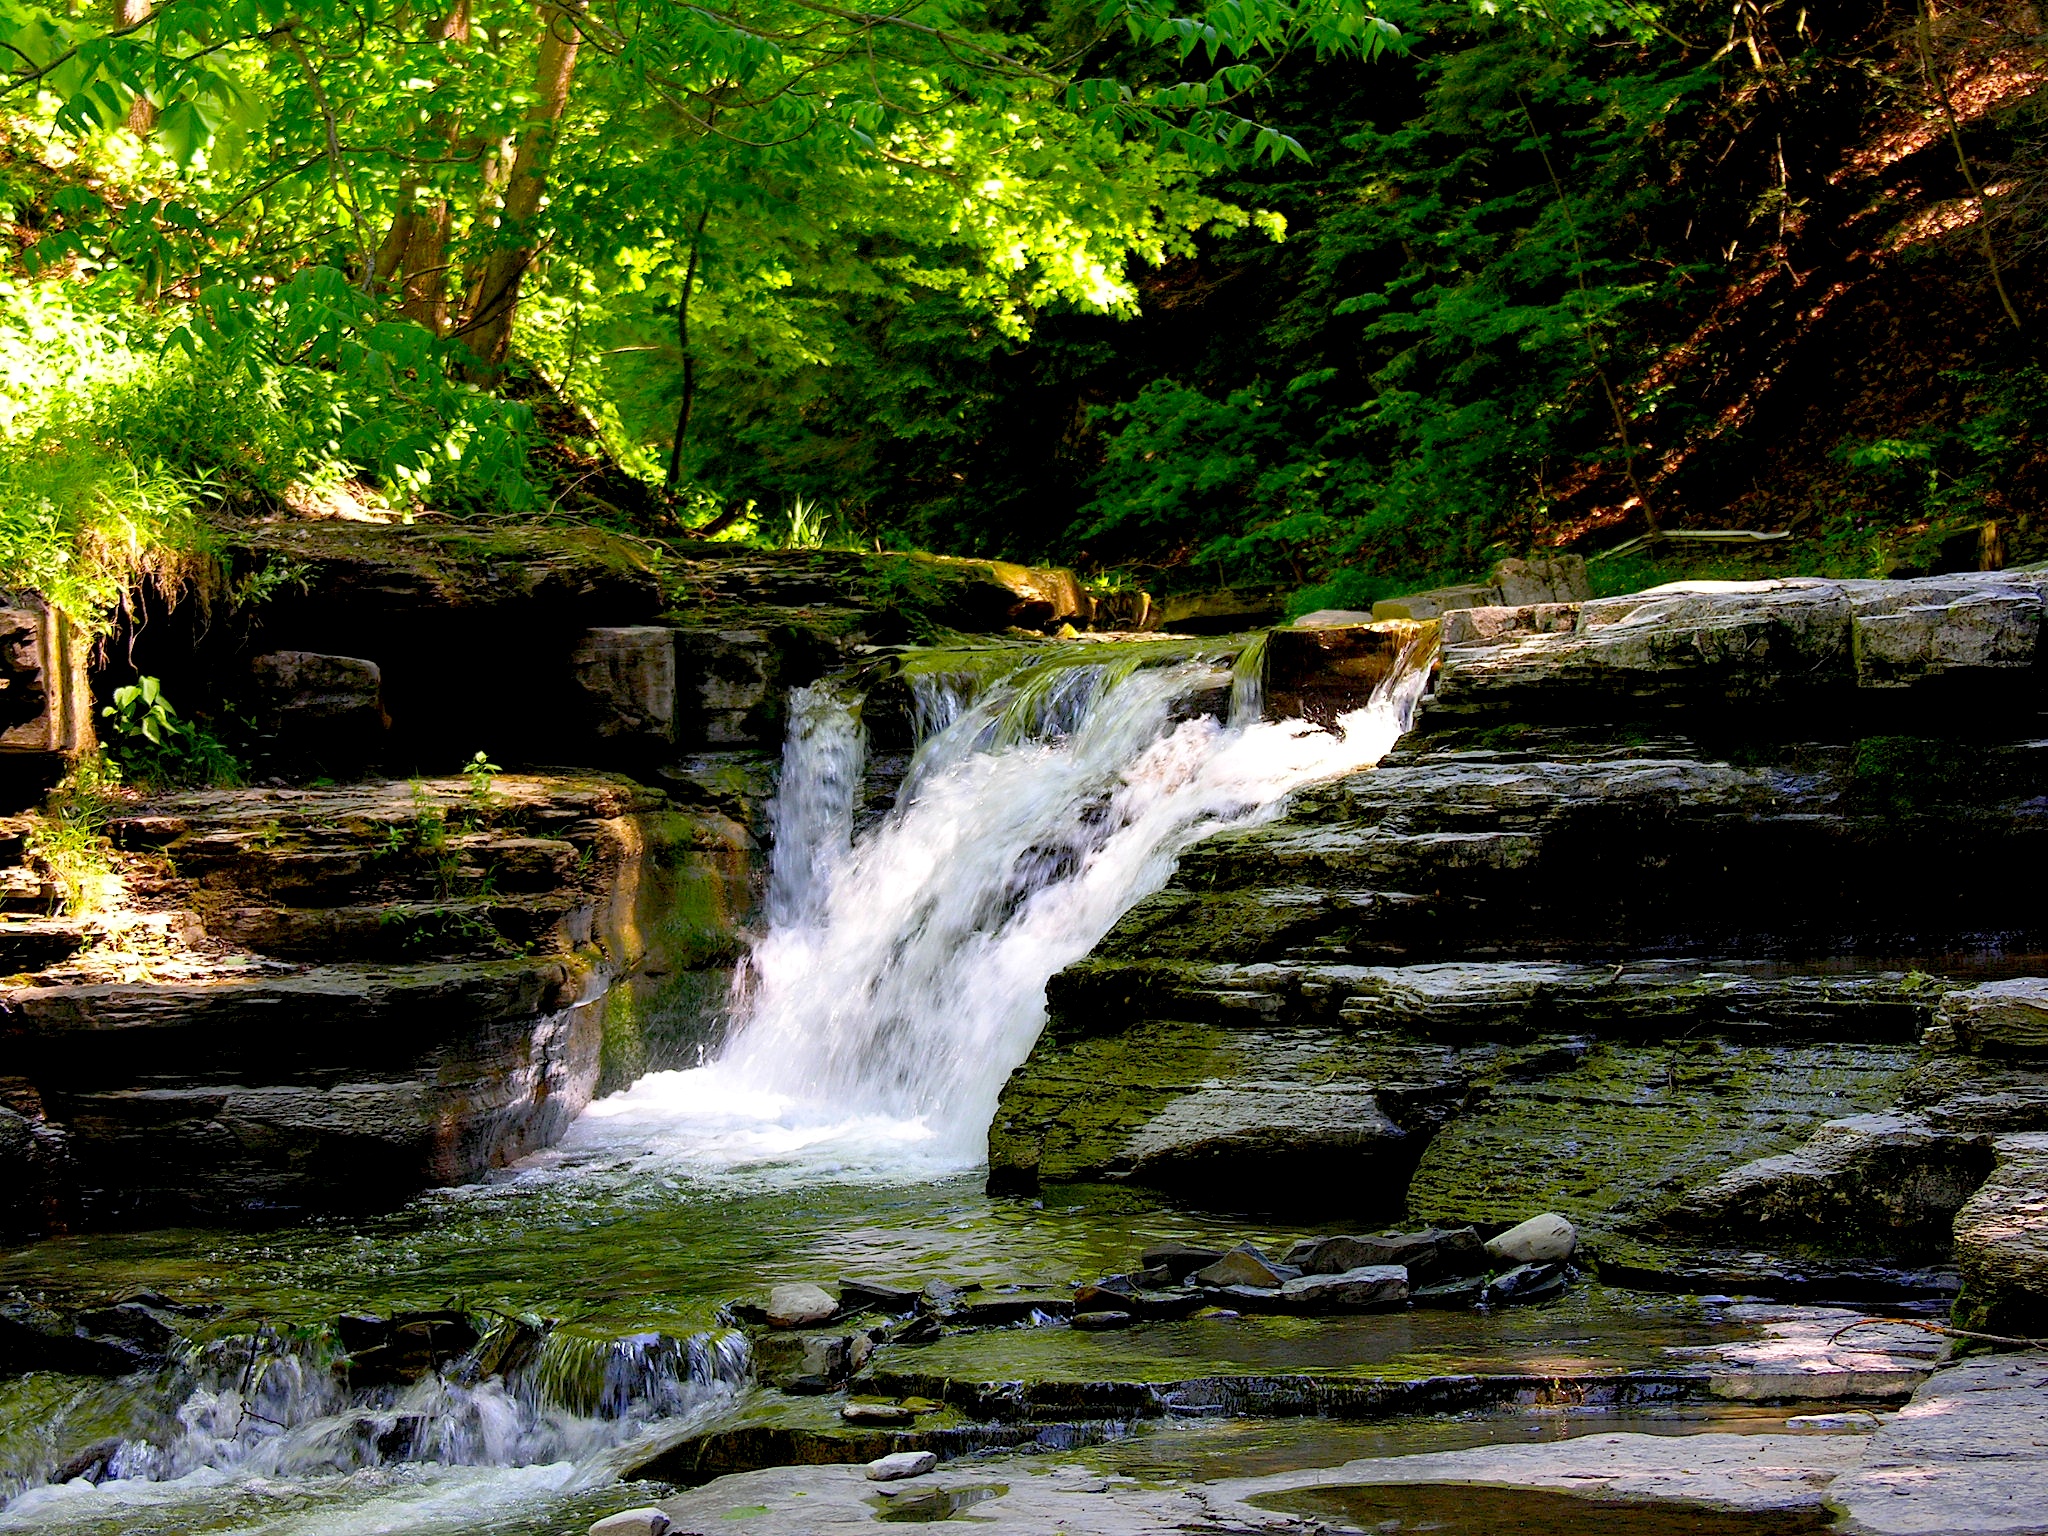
left=1211, top=1431, right=1869, bottom=1516
left=655, top=1462, right=1309, bottom=1535
left=1827, top=1354, right=2048, bottom=1535
left=1663, top=1306, right=1945, bottom=1401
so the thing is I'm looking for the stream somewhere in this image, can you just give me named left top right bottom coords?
left=0, top=637, right=1822, bottom=1535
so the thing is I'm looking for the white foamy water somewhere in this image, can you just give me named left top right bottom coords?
left=556, top=637, right=1432, bottom=1181
left=1, top=1327, right=748, bottom=1534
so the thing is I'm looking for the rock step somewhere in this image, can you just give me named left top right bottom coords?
left=1093, top=734, right=2048, bottom=965
left=1, top=958, right=583, bottom=1078
left=206, top=896, right=580, bottom=962
left=995, top=952, right=1931, bottom=1222
left=0, top=916, right=84, bottom=972
left=1046, top=958, right=1942, bottom=1045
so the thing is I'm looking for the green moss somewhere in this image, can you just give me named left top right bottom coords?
left=1845, top=736, right=1993, bottom=820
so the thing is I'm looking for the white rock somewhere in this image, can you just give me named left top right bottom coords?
left=866, top=1451, right=938, bottom=1481
left=764, top=1282, right=837, bottom=1328
left=1483, top=1212, right=1576, bottom=1266
left=1786, top=1410, right=1882, bottom=1429
left=590, top=1509, right=671, bottom=1536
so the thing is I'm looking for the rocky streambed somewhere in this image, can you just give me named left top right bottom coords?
left=4, top=553, right=2048, bottom=1535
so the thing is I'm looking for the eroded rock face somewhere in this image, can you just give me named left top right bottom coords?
left=1952, top=1133, right=2048, bottom=1337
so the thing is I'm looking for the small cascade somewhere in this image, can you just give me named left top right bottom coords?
left=1, top=1321, right=749, bottom=1527
left=571, top=632, right=1433, bottom=1173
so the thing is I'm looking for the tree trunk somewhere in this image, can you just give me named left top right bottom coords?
left=664, top=204, right=713, bottom=499
left=457, top=0, right=580, bottom=376
left=373, top=0, right=470, bottom=331
left=115, top=0, right=157, bottom=134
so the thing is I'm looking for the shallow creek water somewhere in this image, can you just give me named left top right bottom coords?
left=0, top=642, right=1874, bottom=1534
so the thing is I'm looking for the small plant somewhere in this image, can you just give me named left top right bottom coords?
left=26, top=754, right=125, bottom=915
left=463, top=751, right=501, bottom=807
left=782, top=495, right=831, bottom=550
left=100, top=677, right=244, bottom=787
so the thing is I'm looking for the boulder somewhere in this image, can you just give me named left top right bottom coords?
left=589, top=1509, right=672, bottom=1536
left=765, top=1283, right=839, bottom=1329
left=1285, top=1227, right=1485, bottom=1282
left=1849, top=574, right=2045, bottom=688
left=1483, top=1262, right=1568, bottom=1306
left=1277, top=1264, right=1410, bottom=1311
left=1190, top=1247, right=1294, bottom=1289
left=1483, top=1213, right=1577, bottom=1266
left=1369, top=557, right=1589, bottom=624
left=1151, top=588, right=1286, bottom=634
left=1952, top=1132, right=2048, bottom=1336
left=1440, top=602, right=1580, bottom=646
left=838, top=1278, right=921, bottom=1314
left=1071, top=1310, right=1134, bottom=1331
left=866, top=1450, right=938, bottom=1481
left=1115, top=1082, right=1424, bottom=1216
left=1431, top=571, right=2048, bottom=718
left=1372, top=582, right=1498, bottom=623
left=1492, top=555, right=1591, bottom=607
left=571, top=627, right=678, bottom=749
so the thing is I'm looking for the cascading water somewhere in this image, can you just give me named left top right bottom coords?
left=566, top=633, right=1433, bottom=1174
left=1, top=1323, right=749, bottom=1532
left=0, top=631, right=1432, bottom=1536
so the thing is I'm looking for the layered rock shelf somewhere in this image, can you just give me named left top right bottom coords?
left=992, top=571, right=2048, bottom=1330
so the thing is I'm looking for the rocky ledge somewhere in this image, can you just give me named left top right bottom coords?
left=994, top=570, right=2048, bottom=1319
left=0, top=771, right=755, bottom=1228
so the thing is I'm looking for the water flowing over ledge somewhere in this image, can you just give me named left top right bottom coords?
left=560, top=637, right=1434, bottom=1182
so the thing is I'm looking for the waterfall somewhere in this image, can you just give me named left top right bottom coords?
left=568, top=635, right=1432, bottom=1175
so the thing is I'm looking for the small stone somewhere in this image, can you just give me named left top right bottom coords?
left=1484, top=1213, right=1577, bottom=1267
left=1279, top=1264, right=1409, bottom=1312
left=1484, top=1262, right=1568, bottom=1306
left=866, top=1451, right=938, bottom=1481
left=1190, top=1246, right=1290, bottom=1289
left=1071, top=1310, right=1133, bottom=1330
left=842, top=1401, right=915, bottom=1425
left=589, top=1509, right=671, bottom=1536
left=764, top=1282, right=838, bottom=1328
left=1786, top=1410, right=1883, bottom=1429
